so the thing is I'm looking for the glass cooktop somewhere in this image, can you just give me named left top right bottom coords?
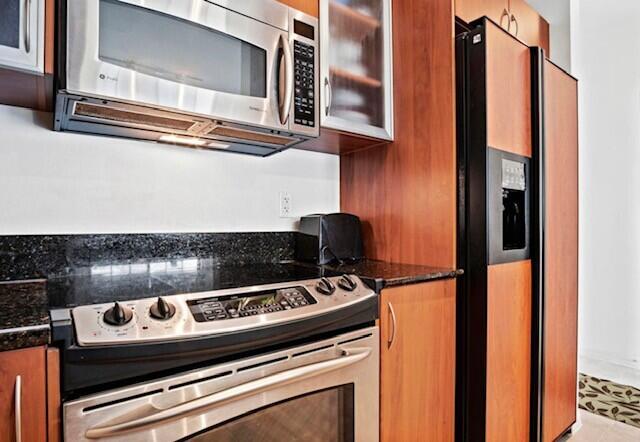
left=47, top=259, right=340, bottom=309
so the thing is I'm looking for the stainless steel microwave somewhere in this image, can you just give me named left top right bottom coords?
left=54, top=0, right=319, bottom=156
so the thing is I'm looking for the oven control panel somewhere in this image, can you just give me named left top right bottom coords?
left=187, top=286, right=316, bottom=322
left=293, top=40, right=315, bottom=128
left=70, top=275, right=376, bottom=346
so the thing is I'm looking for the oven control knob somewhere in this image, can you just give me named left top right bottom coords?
left=103, top=302, right=133, bottom=326
left=150, top=297, right=176, bottom=320
left=338, top=274, right=357, bottom=292
left=316, top=277, right=336, bottom=296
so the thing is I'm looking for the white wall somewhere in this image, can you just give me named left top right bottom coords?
left=0, top=104, right=340, bottom=234
left=572, top=0, right=640, bottom=380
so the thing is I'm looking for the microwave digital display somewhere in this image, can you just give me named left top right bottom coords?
left=294, top=20, right=315, bottom=40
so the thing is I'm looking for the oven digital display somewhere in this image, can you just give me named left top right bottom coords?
left=188, top=286, right=317, bottom=322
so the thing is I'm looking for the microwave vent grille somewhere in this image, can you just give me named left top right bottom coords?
left=207, top=125, right=293, bottom=147
left=73, top=102, right=197, bottom=132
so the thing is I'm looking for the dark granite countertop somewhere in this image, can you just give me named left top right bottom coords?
left=0, top=281, right=50, bottom=351
left=45, top=258, right=461, bottom=310
left=323, top=259, right=463, bottom=292
left=0, top=255, right=460, bottom=352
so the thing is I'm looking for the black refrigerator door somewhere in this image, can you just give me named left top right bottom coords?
left=455, top=20, right=548, bottom=442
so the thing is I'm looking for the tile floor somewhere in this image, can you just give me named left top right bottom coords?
left=561, top=409, right=640, bottom=441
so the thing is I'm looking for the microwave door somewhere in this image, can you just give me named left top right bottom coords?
left=65, top=0, right=289, bottom=132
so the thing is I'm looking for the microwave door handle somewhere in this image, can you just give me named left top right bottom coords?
left=84, top=347, right=371, bottom=439
left=23, top=0, right=31, bottom=54
left=278, top=35, right=294, bottom=125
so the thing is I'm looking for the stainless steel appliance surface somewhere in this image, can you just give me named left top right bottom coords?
left=51, top=262, right=379, bottom=440
left=64, top=326, right=379, bottom=442
left=71, top=274, right=376, bottom=346
left=55, top=0, right=319, bottom=156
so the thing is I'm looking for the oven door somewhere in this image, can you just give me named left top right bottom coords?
left=65, top=0, right=293, bottom=132
left=64, top=327, right=379, bottom=442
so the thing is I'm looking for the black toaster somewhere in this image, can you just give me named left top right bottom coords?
left=296, top=213, right=364, bottom=265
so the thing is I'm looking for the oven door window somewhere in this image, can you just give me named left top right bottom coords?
left=98, top=0, right=267, bottom=98
left=184, top=385, right=355, bottom=442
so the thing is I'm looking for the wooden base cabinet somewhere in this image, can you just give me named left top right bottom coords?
left=380, top=280, right=456, bottom=441
left=0, top=346, right=47, bottom=442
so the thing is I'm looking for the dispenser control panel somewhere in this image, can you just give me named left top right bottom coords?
left=502, top=159, right=526, bottom=191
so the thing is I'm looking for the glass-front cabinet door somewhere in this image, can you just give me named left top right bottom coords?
left=320, top=0, right=393, bottom=141
left=0, top=0, right=44, bottom=73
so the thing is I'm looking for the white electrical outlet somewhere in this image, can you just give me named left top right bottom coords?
left=279, top=191, right=292, bottom=218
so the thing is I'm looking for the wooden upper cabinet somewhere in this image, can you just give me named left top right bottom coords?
left=485, top=21, right=532, bottom=158
left=456, top=0, right=550, bottom=55
left=277, top=0, right=319, bottom=17
left=0, top=0, right=46, bottom=74
left=0, top=347, right=47, bottom=442
left=380, top=280, right=456, bottom=441
left=542, top=60, right=578, bottom=442
left=456, top=0, right=510, bottom=29
left=296, top=0, right=394, bottom=154
left=509, top=0, right=550, bottom=55
left=321, top=0, right=394, bottom=141
left=0, top=0, right=55, bottom=111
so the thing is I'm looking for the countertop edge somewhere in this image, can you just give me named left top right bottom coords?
left=0, top=281, right=51, bottom=352
left=0, top=324, right=51, bottom=352
left=379, top=269, right=464, bottom=289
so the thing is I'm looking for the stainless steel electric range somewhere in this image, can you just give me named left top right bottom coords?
left=49, top=260, right=379, bottom=441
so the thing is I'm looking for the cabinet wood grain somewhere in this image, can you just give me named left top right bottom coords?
left=277, top=0, right=318, bottom=17
left=542, top=60, right=578, bottom=442
left=297, top=128, right=389, bottom=155
left=456, top=0, right=509, bottom=28
left=486, top=21, right=532, bottom=158
left=47, top=348, right=62, bottom=442
left=340, top=0, right=457, bottom=267
left=486, top=260, right=532, bottom=442
left=0, top=346, right=47, bottom=442
left=380, top=280, right=456, bottom=441
left=44, top=0, right=55, bottom=75
left=456, top=0, right=550, bottom=56
left=509, top=0, right=550, bottom=55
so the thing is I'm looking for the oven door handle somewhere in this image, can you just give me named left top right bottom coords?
left=84, top=347, right=372, bottom=439
left=277, top=34, right=294, bottom=126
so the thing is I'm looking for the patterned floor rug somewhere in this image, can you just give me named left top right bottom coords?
left=579, top=373, right=640, bottom=428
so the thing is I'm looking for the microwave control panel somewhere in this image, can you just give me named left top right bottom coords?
left=294, top=40, right=315, bottom=127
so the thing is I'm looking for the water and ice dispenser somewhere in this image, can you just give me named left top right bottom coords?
left=488, top=148, right=530, bottom=264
